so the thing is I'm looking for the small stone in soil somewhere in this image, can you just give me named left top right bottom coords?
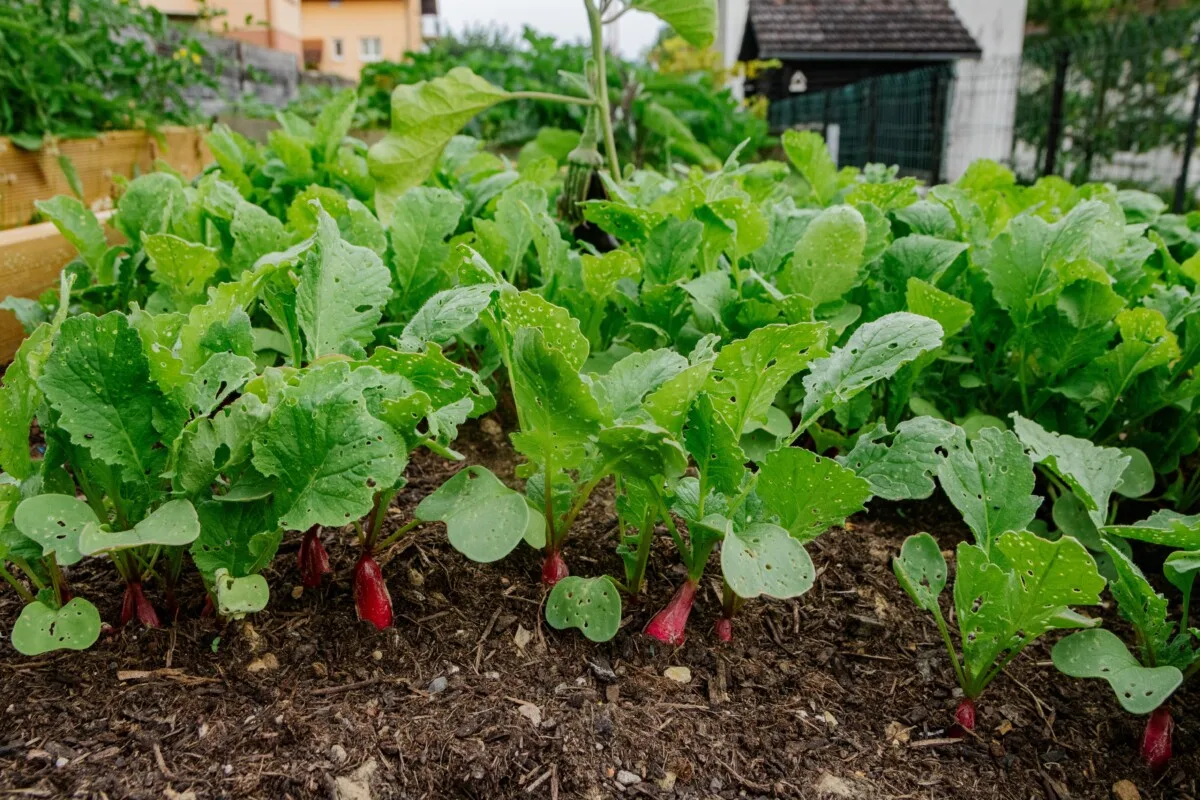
left=330, top=744, right=348, bottom=764
left=616, top=770, right=641, bottom=786
left=663, top=666, right=691, bottom=683
left=1112, top=780, right=1141, bottom=800
left=428, top=676, right=448, bottom=694
left=588, top=656, right=618, bottom=683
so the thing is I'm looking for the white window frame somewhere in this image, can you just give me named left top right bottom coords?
left=359, top=36, right=382, bottom=62
left=331, top=37, right=344, bottom=61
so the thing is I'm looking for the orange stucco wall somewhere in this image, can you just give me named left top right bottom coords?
left=146, top=0, right=304, bottom=61
left=300, top=0, right=421, bottom=80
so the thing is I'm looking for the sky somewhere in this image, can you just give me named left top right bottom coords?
left=437, top=0, right=666, bottom=60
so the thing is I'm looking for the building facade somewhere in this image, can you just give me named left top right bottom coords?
left=301, top=0, right=427, bottom=79
left=146, top=0, right=437, bottom=79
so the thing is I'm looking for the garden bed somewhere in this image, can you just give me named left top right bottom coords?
left=1, top=421, right=1195, bottom=800
left=0, top=127, right=209, bottom=231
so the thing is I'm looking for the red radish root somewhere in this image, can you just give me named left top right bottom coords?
left=714, top=616, right=733, bottom=643
left=353, top=554, right=393, bottom=630
left=645, top=580, right=698, bottom=646
left=1141, top=706, right=1173, bottom=773
left=120, top=582, right=161, bottom=628
left=541, top=550, right=569, bottom=586
left=298, top=527, right=331, bottom=588
left=949, top=698, right=976, bottom=738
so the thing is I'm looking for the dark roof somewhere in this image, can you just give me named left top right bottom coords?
left=744, top=0, right=981, bottom=60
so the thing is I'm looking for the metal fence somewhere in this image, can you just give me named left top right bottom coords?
left=769, top=65, right=953, bottom=183
left=767, top=8, right=1200, bottom=208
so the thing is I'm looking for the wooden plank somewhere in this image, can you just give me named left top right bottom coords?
left=0, top=212, right=118, bottom=363
left=0, top=126, right=209, bottom=230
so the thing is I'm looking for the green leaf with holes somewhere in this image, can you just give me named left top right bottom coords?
left=296, top=205, right=393, bottom=361
left=1012, top=413, right=1129, bottom=525
left=212, top=568, right=270, bottom=619
left=838, top=417, right=966, bottom=501
left=190, top=500, right=280, bottom=579
left=252, top=363, right=406, bottom=531
left=38, top=312, right=170, bottom=486
left=13, top=494, right=97, bottom=566
left=779, top=205, right=866, bottom=305
left=954, top=532, right=1104, bottom=695
left=722, top=522, right=815, bottom=600
left=799, top=313, right=943, bottom=430
left=11, top=598, right=102, bottom=655
left=499, top=290, right=589, bottom=371
left=144, top=233, right=222, bottom=307
left=545, top=575, right=622, bottom=643
left=1052, top=629, right=1182, bottom=714
left=416, top=466, right=538, bottom=563
left=703, top=322, right=828, bottom=436
left=894, top=533, right=947, bottom=613
left=78, top=499, right=201, bottom=555
left=592, top=348, right=689, bottom=424
left=595, top=424, right=689, bottom=484
left=684, top=394, right=747, bottom=497
left=1104, top=510, right=1200, bottom=550
left=757, top=447, right=871, bottom=543
left=182, top=353, right=257, bottom=416
left=937, top=427, right=1042, bottom=554
left=508, top=327, right=604, bottom=471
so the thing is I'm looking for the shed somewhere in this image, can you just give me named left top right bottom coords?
left=740, top=0, right=982, bottom=180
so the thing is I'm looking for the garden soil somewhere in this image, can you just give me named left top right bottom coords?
left=1, top=421, right=1197, bottom=800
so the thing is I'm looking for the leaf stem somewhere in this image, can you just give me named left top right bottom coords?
left=652, top=486, right=691, bottom=568
left=0, top=564, right=35, bottom=604
left=627, top=501, right=657, bottom=595
left=584, top=0, right=622, bottom=180
left=930, top=600, right=968, bottom=693
left=375, top=518, right=421, bottom=552
left=558, top=475, right=605, bottom=549
left=510, top=90, right=595, bottom=107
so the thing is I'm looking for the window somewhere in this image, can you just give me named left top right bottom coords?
left=331, top=37, right=344, bottom=61
left=360, top=36, right=382, bottom=62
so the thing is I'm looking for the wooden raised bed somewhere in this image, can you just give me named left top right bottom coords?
left=0, top=127, right=210, bottom=364
left=0, top=126, right=209, bottom=231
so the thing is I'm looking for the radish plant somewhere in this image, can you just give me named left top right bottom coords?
left=1052, top=539, right=1198, bottom=772
left=1053, top=510, right=1200, bottom=770
left=894, top=426, right=1106, bottom=732
left=415, top=259, right=691, bottom=597
left=537, top=313, right=944, bottom=644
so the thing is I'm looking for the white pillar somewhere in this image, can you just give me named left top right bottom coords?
left=944, top=0, right=1029, bottom=180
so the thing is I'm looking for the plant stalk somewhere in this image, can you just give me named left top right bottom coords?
left=510, top=90, right=595, bottom=107
left=584, top=0, right=621, bottom=180
left=0, top=564, right=35, bottom=604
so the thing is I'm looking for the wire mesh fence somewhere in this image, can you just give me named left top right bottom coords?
left=766, top=8, right=1200, bottom=206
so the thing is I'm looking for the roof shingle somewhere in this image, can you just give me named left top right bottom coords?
left=746, top=0, right=981, bottom=58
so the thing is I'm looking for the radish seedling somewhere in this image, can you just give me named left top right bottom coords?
left=894, top=426, right=1106, bottom=732
left=1053, top=517, right=1199, bottom=771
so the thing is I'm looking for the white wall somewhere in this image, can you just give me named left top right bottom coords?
left=944, top=0, right=1029, bottom=180
left=717, top=0, right=749, bottom=68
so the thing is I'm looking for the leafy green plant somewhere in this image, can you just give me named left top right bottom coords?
left=1052, top=509, right=1199, bottom=770
left=0, top=0, right=213, bottom=143
left=894, top=425, right=1106, bottom=732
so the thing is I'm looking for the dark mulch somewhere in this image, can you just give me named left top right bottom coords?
left=1, top=421, right=1197, bottom=799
